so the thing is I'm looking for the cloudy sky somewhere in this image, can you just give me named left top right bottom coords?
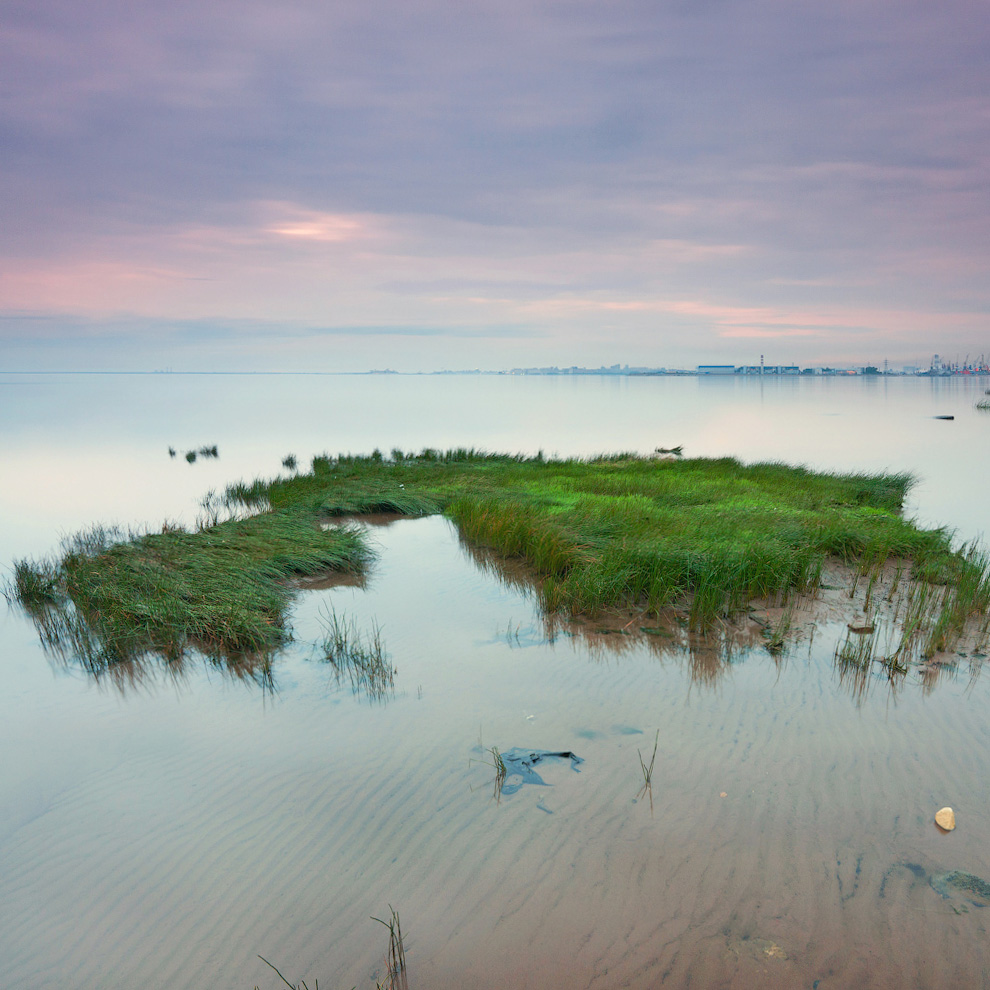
left=2, top=0, right=987, bottom=371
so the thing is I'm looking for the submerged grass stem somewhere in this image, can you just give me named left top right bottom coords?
left=637, top=730, right=660, bottom=813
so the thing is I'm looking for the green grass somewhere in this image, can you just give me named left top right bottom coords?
left=255, top=954, right=322, bottom=990
left=8, top=514, right=371, bottom=671
left=763, top=606, right=794, bottom=656
left=470, top=742, right=508, bottom=803
left=253, top=905, right=405, bottom=989
left=9, top=448, right=990, bottom=674
left=224, top=448, right=955, bottom=626
left=371, top=906, right=408, bottom=990
left=637, top=729, right=660, bottom=812
left=316, top=605, right=394, bottom=702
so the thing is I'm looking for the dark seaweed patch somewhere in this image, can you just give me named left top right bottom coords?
left=931, top=870, right=990, bottom=906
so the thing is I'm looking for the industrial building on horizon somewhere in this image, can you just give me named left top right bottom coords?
left=505, top=352, right=990, bottom=377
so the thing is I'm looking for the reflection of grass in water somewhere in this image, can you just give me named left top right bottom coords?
left=763, top=605, right=793, bottom=655
left=177, top=445, right=218, bottom=463
left=317, top=604, right=394, bottom=703
left=11, top=449, right=990, bottom=684
left=828, top=541, right=990, bottom=703
left=36, top=608, right=278, bottom=695
left=835, top=630, right=877, bottom=670
left=885, top=544, right=990, bottom=663
left=229, top=448, right=980, bottom=638
left=834, top=619, right=912, bottom=703
left=6, top=517, right=371, bottom=677
left=834, top=629, right=888, bottom=705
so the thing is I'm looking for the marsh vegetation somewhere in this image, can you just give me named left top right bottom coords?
left=372, top=906, right=409, bottom=990
left=316, top=604, right=394, bottom=703
left=471, top=741, right=509, bottom=803
left=174, top=444, right=219, bottom=463
left=254, top=906, right=408, bottom=990
left=8, top=449, right=990, bottom=683
left=8, top=516, right=370, bottom=676
left=6, top=372, right=990, bottom=990
left=637, top=729, right=660, bottom=813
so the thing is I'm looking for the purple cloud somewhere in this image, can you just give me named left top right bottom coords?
left=1, top=0, right=988, bottom=368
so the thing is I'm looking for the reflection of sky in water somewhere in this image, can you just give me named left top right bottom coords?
left=3, top=383, right=990, bottom=989
left=2, top=373, right=989, bottom=560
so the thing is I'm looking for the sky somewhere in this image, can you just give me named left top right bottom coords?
left=1, top=0, right=988, bottom=371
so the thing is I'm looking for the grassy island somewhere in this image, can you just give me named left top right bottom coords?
left=9, top=449, right=990, bottom=673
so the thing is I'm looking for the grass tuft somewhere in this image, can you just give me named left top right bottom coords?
left=8, top=516, right=372, bottom=674
left=371, top=906, right=408, bottom=990
left=316, top=604, right=394, bottom=703
left=470, top=738, right=509, bottom=803
left=255, top=954, right=321, bottom=990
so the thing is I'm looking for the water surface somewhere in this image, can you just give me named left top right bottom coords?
left=1, top=373, right=989, bottom=989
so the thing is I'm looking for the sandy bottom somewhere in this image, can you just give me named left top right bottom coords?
left=1, top=516, right=989, bottom=989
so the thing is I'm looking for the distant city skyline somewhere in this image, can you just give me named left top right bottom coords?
left=2, top=1, right=989, bottom=372
left=4, top=353, right=982, bottom=377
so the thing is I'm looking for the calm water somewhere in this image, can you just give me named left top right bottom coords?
left=1, top=373, right=989, bottom=989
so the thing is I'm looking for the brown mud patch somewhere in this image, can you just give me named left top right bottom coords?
left=461, top=538, right=989, bottom=679
left=287, top=569, right=368, bottom=591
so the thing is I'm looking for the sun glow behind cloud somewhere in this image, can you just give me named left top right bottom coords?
left=265, top=205, right=370, bottom=243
